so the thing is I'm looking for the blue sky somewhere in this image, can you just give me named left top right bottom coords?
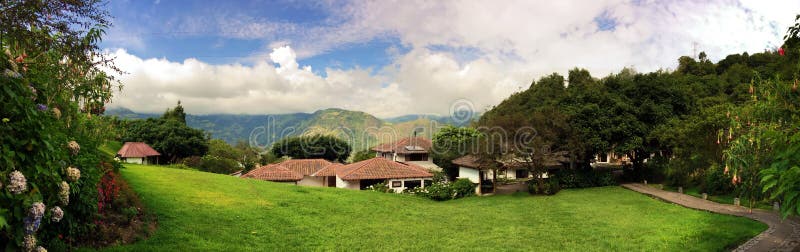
left=103, top=0, right=800, bottom=117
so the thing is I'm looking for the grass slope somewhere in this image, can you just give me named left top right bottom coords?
left=102, top=164, right=766, bottom=251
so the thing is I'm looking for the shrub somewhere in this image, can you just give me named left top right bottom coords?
left=528, top=179, right=561, bottom=195
left=366, top=182, right=392, bottom=193
left=181, top=156, right=202, bottom=168
left=197, top=155, right=240, bottom=174
left=556, top=169, right=616, bottom=189
left=451, top=179, right=476, bottom=198
left=423, top=183, right=454, bottom=201
left=701, top=163, right=734, bottom=195
left=431, top=171, right=447, bottom=183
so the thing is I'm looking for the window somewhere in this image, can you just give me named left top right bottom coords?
left=392, top=181, right=402, bottom=188
left=404, top=180, right=421, bottom=189
left=406, top=153, right=428, bottom=161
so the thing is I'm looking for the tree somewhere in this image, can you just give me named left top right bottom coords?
left=431, top=126, right=482, bottom=179
left=270, top=135, right=351, bottom=162
left=351, top=149, right=376, bottom=163
left=162, top=100, right=186, bottom=124
left=122, top=117, right=209, bottom=163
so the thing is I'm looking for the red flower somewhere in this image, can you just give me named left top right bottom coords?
left=779, top=47, right=785, bottom=56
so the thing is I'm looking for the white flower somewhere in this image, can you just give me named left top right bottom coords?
left=67, top=141, right=80, bottom=155
left=29, top=202, right=45, bottom=219
left=35, top=246, right=47, bottom=252
left=50, top=206, right=63, bottom=222
left=22, top=235, right=36, bottom=251
left=7, top=170, right=27, bottom=194
left=58, top=181, right=70, bottom=205
left=66, top=166, right=81, bottom=182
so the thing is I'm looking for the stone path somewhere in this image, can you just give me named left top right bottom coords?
left=622, top=183, right=800, bottom=252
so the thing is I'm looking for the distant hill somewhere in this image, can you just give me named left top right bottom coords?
left=105, top=107, right=475, bottom=150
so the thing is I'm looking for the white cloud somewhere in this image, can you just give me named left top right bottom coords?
left=108, top=1, right=800, bottom=117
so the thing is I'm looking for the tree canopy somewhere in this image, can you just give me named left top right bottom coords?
left=270, top=135, right=351, bottom=162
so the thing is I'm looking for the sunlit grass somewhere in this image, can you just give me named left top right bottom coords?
left=98, top=164, right=766, bottom=251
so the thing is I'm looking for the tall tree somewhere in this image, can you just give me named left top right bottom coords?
left=431, top=126, right=482, bottom=179
left=270, top=135, right=351, bottom=162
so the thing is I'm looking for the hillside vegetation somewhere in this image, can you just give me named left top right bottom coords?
left=106, top=108, right=465, bottom=150
left=99, top=164, right=766, bottom=251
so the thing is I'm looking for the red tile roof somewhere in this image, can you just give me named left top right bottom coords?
left=278, top=159, right=334, bottom=176
left=336, top=157, right=433, bottom=180
left=311, top=163, right=343, bottom=177
left=242, top=164, right=303, bottom=182
left=371, top=137, right=432, bottom=154
left=117, top=142, right=161, bottom=158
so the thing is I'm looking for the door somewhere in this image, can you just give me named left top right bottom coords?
left=327, top=176, right=336, bottom=187
left=515, top=169, right=529, bottom=179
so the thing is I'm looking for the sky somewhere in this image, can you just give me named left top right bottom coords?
left=102, top=0, right=800, bottom=118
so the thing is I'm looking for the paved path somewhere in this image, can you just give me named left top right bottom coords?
left=622, top=183, right=800, bottom=252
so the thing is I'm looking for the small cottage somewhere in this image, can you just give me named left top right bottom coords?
left=117, top=142, right=161, bottom=165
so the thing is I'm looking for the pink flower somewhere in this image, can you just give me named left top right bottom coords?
left=779, top=47, right=785, bottom=56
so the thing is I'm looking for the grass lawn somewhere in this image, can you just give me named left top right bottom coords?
left=97, top=164, right=766, bottom=251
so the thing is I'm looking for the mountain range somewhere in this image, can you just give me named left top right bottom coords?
left=106, top=107, right=476, bottom=150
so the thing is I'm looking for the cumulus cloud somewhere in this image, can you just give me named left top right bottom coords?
left=108, top=1, right=800, bottom=117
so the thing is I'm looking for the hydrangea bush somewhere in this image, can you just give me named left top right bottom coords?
left=1, top=2, right=119, bottom=250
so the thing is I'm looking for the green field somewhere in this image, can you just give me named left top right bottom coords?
left=100, top=164, right=766, bottom=251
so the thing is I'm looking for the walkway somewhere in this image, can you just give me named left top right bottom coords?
left=622, top=183, right=800, bottom=252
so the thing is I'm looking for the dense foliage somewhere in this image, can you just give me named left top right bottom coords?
left=431, top=126, right=482, bottom=179
left=120, top=103, right=209, bottom=163
left=0, top=1, right=119, bottom=250
left=478, top=15, right=800, bottom=213
left=270, top=135, right=351, bottom=162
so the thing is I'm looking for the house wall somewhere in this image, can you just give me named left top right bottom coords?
left=336, top=176, right=360, bottom=190
left=458, top=166, right=481, bottom=183
left=297, top=176, right=324, bottom=187
left=123, top=157, right=143, bottom=164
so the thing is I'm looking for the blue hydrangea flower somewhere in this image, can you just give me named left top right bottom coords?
left=23, top=216, right=41, bottom=234
left=36, top=104, right=47, bottom=111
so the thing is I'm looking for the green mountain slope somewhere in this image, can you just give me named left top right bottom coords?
left=105, top=108, right=459, bottom=150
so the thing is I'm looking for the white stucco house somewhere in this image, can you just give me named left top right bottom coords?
left=312, top=157, right=434, bottom=192
left=453, top=153, right=568, bottom=195
left=242, top=159, right=337, bottom=186
left=371, top=136, right=442, bottom=172
left=242, top=157, right=433, bottom=193
left=116, top=142, right=161, bottom=165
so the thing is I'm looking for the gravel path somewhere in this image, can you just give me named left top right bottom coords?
left=622, top=183, right=800, bottom=252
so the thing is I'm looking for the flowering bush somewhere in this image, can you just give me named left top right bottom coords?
left=0, top=2, right=119, bottom=250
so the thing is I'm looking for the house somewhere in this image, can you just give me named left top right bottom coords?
left=278, top=159, right=337, bottom=186
left=243, top=159, right=336, bottom=186
left=371, top=137, right=441, bottom=171
left=453, top=152, right=568, bottom=195
left=116, top=142, right=161, bottom=165
left=591, top=152, right=630, bottom=168
left=243, top=157, right=433, bottom=193
left=324, top=157, right=434, bottom=192
left=241, top=164, right=302, bottom=184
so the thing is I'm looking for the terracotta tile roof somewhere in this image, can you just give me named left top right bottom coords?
left=278, top=159, right=334, bottom=176
left=311, top=163, right=344, bottom=177
left=371, top=137, right=432, bottom=154
left=117, top=142, right=161, bottom=158
left=336, top=157, right=433, bottom=180
left=454, top=152, right=569, bottom=169
left=242, top=164, right=302, bottom=182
